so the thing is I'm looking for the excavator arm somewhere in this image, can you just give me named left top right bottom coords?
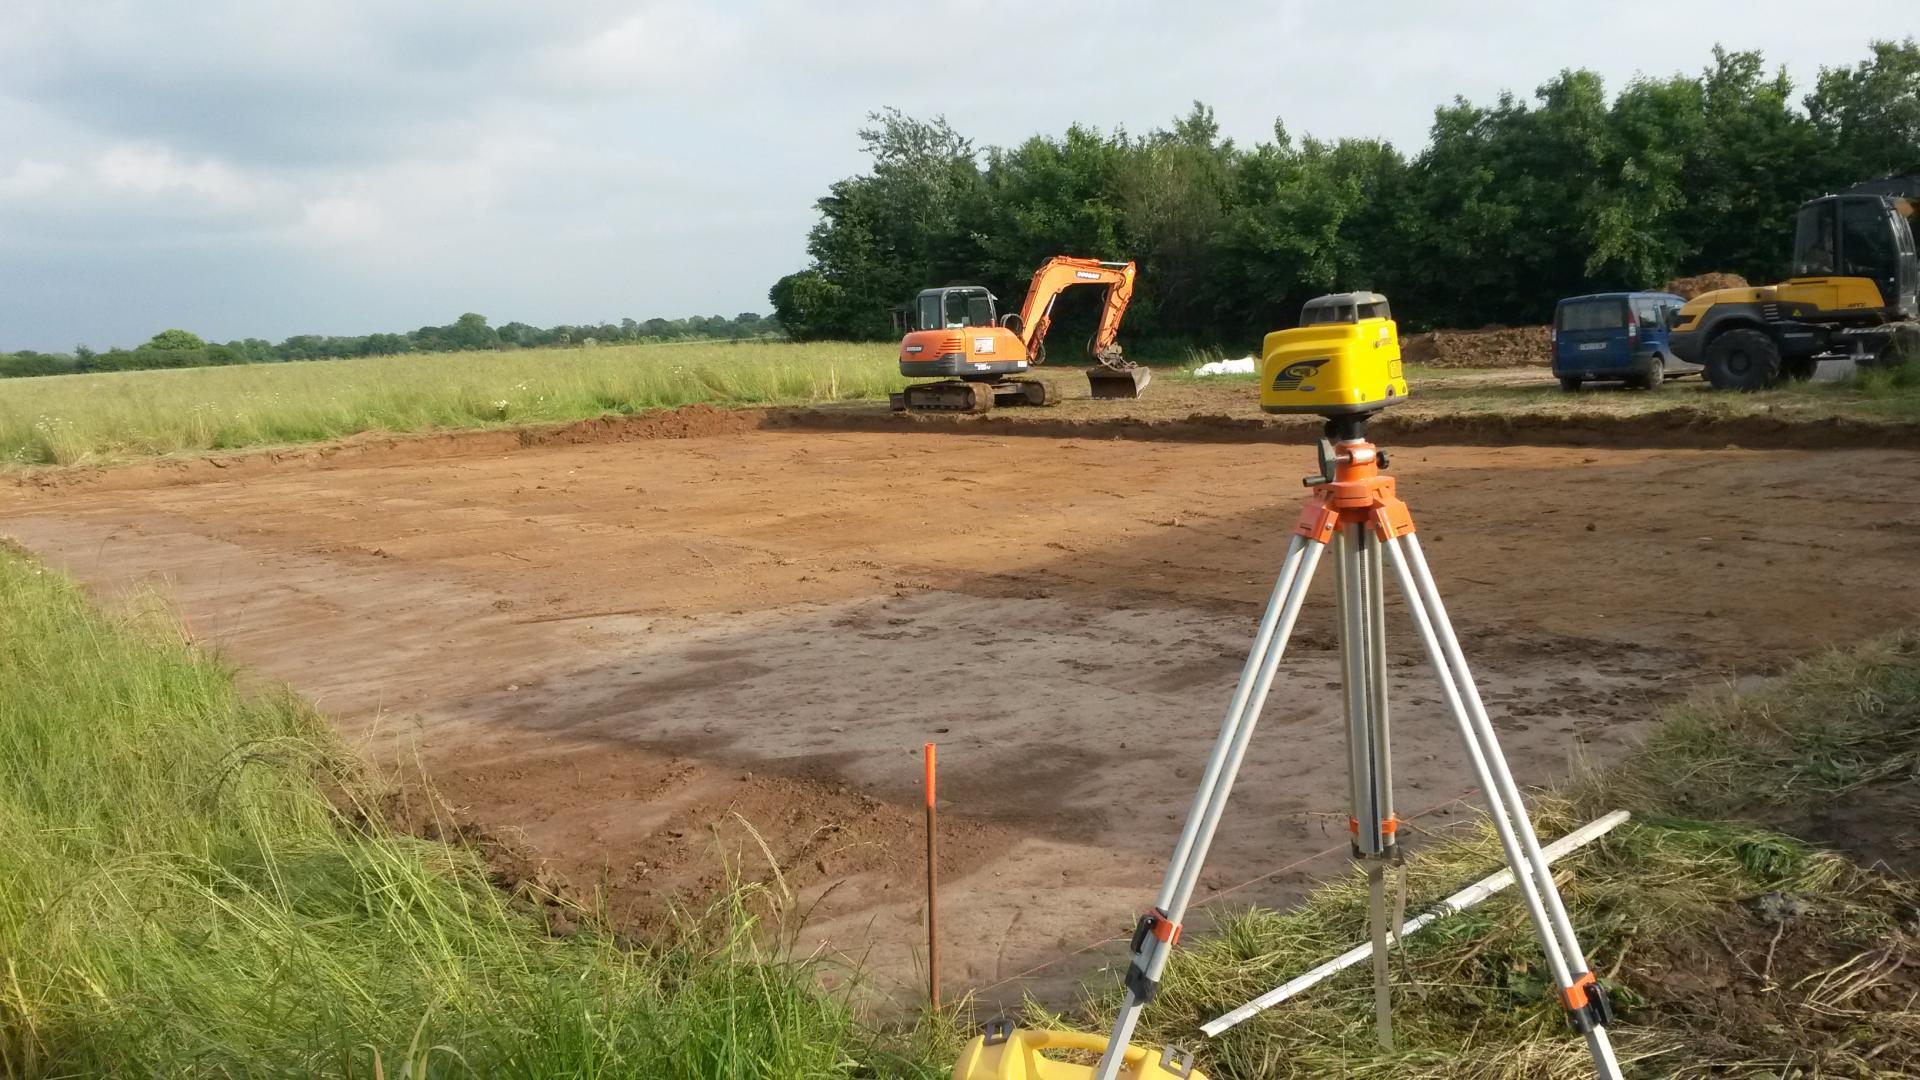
left=1016, top=257, right=1137, bottom=367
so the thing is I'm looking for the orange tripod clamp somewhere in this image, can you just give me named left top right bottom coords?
left=1294, top=438, right=1415, bottom=546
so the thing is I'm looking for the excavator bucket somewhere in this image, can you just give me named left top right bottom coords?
left=1087, top=364, right=1152, bottom=400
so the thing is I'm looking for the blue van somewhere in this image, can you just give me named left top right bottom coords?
left=1551, top=292, right=1697, bottom=391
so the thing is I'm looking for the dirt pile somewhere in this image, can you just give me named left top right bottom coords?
left=1401, top=325, right=1551, bottom=368
left=1662, top=272, right=1749, bottom=299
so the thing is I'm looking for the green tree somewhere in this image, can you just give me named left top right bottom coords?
left=1669, top=48, right=1831, bottom=283
left=783, top=109, right=987, bottom=340
left=145, top=329, right=206, bottom=351
left=1807, top=38, right=1920, bottom=182
left=1217, top=128, right=1412, bottom=339
left=447, top=313, right=499, bottom=351
left=769, top=270, right=856, bottom=340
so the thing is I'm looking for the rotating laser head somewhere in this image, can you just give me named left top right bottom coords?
left=1260, top=292, right=1408, bottom=418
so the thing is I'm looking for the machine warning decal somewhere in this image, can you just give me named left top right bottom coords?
left=1271, top=358, right=1330, bottom=392
left=973, top=337, right=995, bottom=354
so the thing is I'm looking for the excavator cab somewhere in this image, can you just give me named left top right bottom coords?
left=1671, top=176, right=1919, bottom=389
left=1789, top=194, right=1919, bottom=320
left=914, top=287, right=1000, bottom=332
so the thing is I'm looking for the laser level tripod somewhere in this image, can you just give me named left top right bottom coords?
left=1092, top=415, right=1622, bottom=1080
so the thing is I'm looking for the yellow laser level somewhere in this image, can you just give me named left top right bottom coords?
left=1259, top=292, right=1407, bottom=416
left=952, top=1021, right=1206, bottom=1080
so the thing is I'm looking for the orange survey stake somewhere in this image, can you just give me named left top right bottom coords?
left=925, top=741, right=940, bottom=1009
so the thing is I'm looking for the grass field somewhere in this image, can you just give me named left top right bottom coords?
left=0, top=545, right=948, bottom=1077
left=5, top=342, right=1920, bottom=469
left=0, top=341, right=903, bottom=467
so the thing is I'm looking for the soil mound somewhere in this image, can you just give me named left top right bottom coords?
left=1662, top=272, right=1749, bottom=299
left=1400, top=325, right=1551, bottom=368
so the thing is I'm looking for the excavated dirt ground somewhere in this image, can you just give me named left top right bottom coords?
left=5, top=421, right=1919, bottom=1007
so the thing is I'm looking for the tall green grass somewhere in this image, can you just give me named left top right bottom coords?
left=0, top=546, right=944, bottom=1077
left=0, top=341, right=905, bottom=467
left=1839, top=354, right=1920, bottom=404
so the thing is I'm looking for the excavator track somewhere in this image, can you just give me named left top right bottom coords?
left=891, top=380, right=995, bottom=413
left=890, top=378, right=1059, bottom=413
left=1009, top=378, right=1055, bottom=406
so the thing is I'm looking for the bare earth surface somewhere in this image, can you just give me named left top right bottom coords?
left=5, top=420, right=1918, bottom=1007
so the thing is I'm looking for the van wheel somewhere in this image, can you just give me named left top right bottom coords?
left=1631, top=358, right=1665, bottom=391
left=1704, top=329, right=1781, bottom=391
left=1558, top=377, right=1581, bottom=392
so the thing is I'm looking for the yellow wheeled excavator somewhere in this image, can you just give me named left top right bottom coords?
left=1671, top=173, right=1919, bottom=389
left=891, top=256, right=1149, bottom=413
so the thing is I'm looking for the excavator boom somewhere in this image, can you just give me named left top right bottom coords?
left=1016, top=257, right=1137, bottom=363
left=1014, top=256, right=1149, bottom=399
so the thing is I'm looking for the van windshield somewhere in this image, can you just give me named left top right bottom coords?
left=1557, top=299, right=1628, bottom=332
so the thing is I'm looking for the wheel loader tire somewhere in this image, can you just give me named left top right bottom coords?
left=1782, top=357, right=1818, bottom=381
left=1704, top=328, right=1781, bottom=391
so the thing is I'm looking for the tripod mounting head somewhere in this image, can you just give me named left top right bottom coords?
left=1303, top=416, right=1389, bottom=487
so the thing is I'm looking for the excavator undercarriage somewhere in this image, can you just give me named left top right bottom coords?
left=889, top=377, right=1055, bottom=413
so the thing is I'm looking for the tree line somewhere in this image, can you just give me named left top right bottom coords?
left=770, top=41, right=1920, bottom=348
left=0, top=311, right=783, bottom=380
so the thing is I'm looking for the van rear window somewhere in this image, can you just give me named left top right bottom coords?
left=1557, top=300, right=1628, bottom=332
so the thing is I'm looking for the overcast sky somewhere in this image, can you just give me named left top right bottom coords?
left=0, top=1, right=1905, bottom=351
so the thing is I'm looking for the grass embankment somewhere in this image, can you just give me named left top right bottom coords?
left=0, top=546, right=946, bottom=1077
left=0, top=341, right=904, bottom=467
left=1089, top=634, right=1920, bottom=1078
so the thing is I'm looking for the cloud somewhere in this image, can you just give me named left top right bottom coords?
left=532, top=3, right=746, bottom=93
left=95, top=145, right=258, bottom=203
left=0, top=160, right=67, bottom=198
left=297, top=195, right=385, bottom=247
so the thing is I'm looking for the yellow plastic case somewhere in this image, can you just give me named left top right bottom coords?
left=952, top=1022, right=1204, bottom=1080
left=1260, top=292, right=1408, bottom=415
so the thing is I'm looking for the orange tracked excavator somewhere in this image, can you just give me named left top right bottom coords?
left=891, top=257, right=1150, bottom=412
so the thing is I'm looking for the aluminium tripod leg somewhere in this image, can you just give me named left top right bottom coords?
left=1334, top=522, right=1398, bottom=1049
left=1093, top=534, right=1326, bottom=1080
left=1380, top=533, right=1624, bottom=1080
